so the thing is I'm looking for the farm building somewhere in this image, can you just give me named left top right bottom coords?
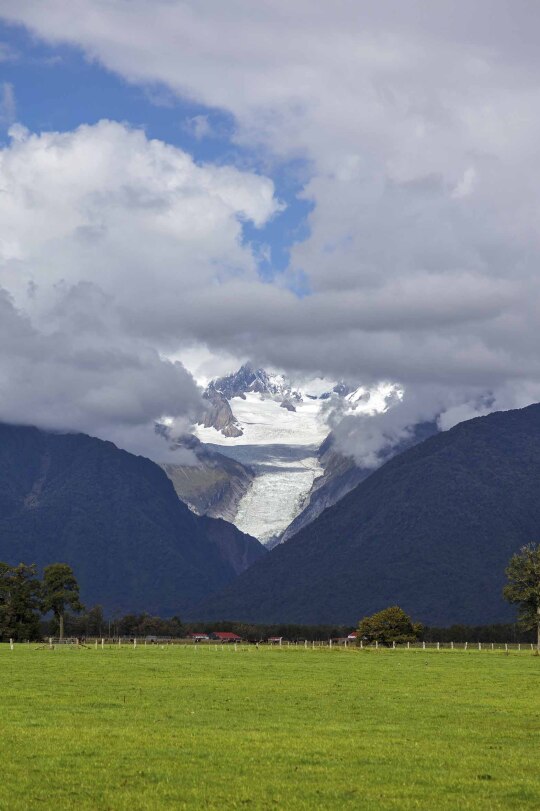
left=209, top=632, right=242, bottom=643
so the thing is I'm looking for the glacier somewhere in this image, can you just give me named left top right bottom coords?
left=194, top=394, right=328, bottom=542
left=192, top=373, right=401, bottom=544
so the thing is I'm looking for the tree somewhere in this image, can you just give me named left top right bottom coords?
left=503, top=543, right=540, bottom=651
left=358, top=606, right=423, bottom=646
left=42, top=563, right=84, bottom=640
left=0, top=562, right=42, bottom=641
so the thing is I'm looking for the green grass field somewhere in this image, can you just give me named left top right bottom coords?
left=0, top=644, right=539, bottom=810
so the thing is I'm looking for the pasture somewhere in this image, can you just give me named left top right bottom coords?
left=0, top=643, right=539, bottom=810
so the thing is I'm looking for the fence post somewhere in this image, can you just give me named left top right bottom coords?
left=518, top=643, right=521, bottom=651
left=9, top=638, right=14, bottom=651
left=329, top=639, right=332, bottom=649
left=392, top=641, right=396, bottom=649
left=478, top=642, right=481, bottom=651
left=437, top=642, right=440, bottom=650
left=134, top=638, right=137, bottom=648
left=505, top=643, right=508, bottom=652
left=451, top=641, right=454, bottom=650
left=407, top=641, right=410, bottom=650
left=422, top=641, right=426, bottom=650
left=375, top=640, right=378, bottom=650
left=465, top=642, right=468, bottom=650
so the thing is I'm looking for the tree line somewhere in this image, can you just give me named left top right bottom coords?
left=2, top=544, right=540, bottom=645
left=0, top=562, right=82, bottom=641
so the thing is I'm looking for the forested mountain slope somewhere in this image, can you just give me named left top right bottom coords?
left=194, top=404, right=540, bottom=625
left=0, top=423, right=264, bottom=616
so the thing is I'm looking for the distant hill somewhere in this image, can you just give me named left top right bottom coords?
left=193, top=404, right=540, bottom=626
left=0, top=423, right=265, bottom=616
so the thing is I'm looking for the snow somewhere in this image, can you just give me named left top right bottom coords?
left=192, top=383, right=401, bottom=544
left=233, top=452, right=323, bottom=543
left=345, top=382, right=403, bottom=412
left=194, top=394, right=328, bottom=542
left=194, top=393, right=329, bottom=448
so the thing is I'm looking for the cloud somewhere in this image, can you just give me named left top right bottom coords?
left=0, top=120, right=281, bottom=456
left=2, top=3, right=540, bottom=455
left=184, top=114, right=212, bottom=140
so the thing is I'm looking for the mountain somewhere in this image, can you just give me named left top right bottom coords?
left=281, top=421, right=438, bottom=542
left=162, top=435, right=254, bottom=523
left=192, top=364, right=401, bottom=543
left=192, top=404, right=540, bottom=626
left=198, top=387, right=243, bottom=437
left=209, top=363, right=302, bottom=404
left=195, top=393, right=328, bottom=543
left=0, top=422, right=265, bottom=616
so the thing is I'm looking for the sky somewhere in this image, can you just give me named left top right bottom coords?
left=1, top=1, right=540, bottom=462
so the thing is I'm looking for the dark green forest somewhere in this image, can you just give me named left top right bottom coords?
left=196, top=404, right=540, bottom=625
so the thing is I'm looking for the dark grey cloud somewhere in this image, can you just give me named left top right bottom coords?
left=0, top=287, right=203, bottom=459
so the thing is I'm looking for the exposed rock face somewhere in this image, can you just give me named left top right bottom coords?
left=280, top=399, right=296, bottom=412
left=210, top=363, right=302, bottom=402
left=198, top=386, right=243, bottom=437
left=162, top=436, right=254, bottom=524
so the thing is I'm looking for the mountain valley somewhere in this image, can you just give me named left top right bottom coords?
left=173, top=364, right=401, bottom=545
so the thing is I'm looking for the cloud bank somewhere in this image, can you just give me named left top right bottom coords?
left=0, top=120, right=280, bottom=455
left=2, top=2, right=540, bottom=459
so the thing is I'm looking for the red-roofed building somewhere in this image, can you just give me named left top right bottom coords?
left=347, top=631, right=358, bottom=640
left=209, top=631, right=242, bottom=643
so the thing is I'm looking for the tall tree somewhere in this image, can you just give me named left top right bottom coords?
left=0, top=562, right=42, bottom=641
left=503, top=543, right=540, bottom=650
left=42, top=563, right=84, bottom=640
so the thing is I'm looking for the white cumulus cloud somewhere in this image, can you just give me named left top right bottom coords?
left=0, top=120, right=281, bottom=455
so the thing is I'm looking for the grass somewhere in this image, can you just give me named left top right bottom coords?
left=0, top=644, right=539, bottom=810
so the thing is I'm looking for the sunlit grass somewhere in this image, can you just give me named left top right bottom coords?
left=0, top=644, right=538, bottom=809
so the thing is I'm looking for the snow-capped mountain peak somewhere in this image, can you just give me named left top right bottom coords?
left=209, top=363, right=302, bottom=402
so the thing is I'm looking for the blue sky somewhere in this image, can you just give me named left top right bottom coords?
left=0, top=18, right=311, bottom=282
